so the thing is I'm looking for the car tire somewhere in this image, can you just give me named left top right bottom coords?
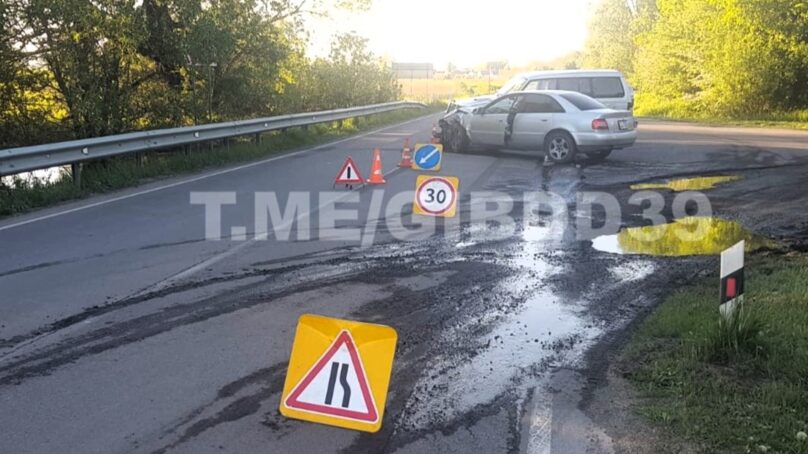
left=444, top=124, right=469, bottom=154
left=586, top=150, right=612, bottom=162
left=545, top=131, right=576, bottom=164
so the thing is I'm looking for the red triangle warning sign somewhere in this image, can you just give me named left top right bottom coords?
left=284, top=331, right=379, bottom=423
left=334, top=157, right=364, bottom=185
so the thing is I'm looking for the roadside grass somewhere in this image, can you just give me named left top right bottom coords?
left=0, top=107, right=440, bottom=218
left=623, top=253, right=808, bottom=453
left=635, top=94, right=808, bottom=130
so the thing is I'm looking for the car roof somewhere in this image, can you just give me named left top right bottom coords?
left=507, top=89, right=589, bottom=97
left=514, top=69, right=624, bottom=79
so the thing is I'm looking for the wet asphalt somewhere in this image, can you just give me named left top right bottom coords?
left=1, top=114, right=808, bottom=453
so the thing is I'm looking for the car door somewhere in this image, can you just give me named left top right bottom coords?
left=510, top=94, right=565, bottom=149
left=469, top=95, right=518, bottom=147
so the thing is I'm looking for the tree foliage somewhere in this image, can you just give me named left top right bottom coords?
left=0, top=0, right=399, bottom=148
left=583, top=0, right=808, bottom=117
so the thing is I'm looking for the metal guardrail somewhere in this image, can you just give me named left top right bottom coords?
left=0, top=101, right=426, bottom=179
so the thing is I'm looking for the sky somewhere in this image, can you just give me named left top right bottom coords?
left=308, top=0, right=593, bottom=69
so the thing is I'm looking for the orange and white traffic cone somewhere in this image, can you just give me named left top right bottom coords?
left=367, top=148, right=386, bottom=185
left=430, top=127, right=441, bottom=145
left=398, top=138, right=413, bottom=168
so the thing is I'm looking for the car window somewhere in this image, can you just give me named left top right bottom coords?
left=578, top=77, right=593, bottom=96
left=517, top=94, right=565, bottom=113
left=555, top=78, right=578, bottom=92
left=559, top=93, right=606, bottom=111
left=556, top=77, right=593, bottom=96
left=591, top=77, right=626, bottom=98
left=523, top=79, right=554, bottom=91
left=523, top=80, right=539, bottom=91
left=538, top=79, right=554, bottom=90
left=497, top=77, right=526, bottom=95
left=484, top=96, right=517, bottom=114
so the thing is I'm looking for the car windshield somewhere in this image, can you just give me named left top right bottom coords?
left=497, top=76, right=526, bottom=95
left=560, top=92, right=607, bottom=111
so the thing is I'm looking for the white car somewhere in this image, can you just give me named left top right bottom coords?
left=437, top=90, right=637, bottom=163
left=449, top=69, right=635, bottom=112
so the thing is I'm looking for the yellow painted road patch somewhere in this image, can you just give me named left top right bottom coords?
left=280, top=314, right=398, bottom=432
left=630, top=176, right=740, bottom=192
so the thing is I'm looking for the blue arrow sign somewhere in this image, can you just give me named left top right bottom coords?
left=414, top=144, right=442, bottom=170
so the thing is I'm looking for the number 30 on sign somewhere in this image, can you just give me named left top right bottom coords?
left=413, top=175, right=459, bottom=218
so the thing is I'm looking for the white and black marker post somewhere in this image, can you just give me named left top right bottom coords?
left=719, top=240, right=745, bottom=319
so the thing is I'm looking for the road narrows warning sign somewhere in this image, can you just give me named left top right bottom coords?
left=413, top=175, right=459, bottom=218
left=284, top=330, right=378, bottom=423
left=280, top=315, right=397, bottom=432
left=334, top=156, right=364, bottom=187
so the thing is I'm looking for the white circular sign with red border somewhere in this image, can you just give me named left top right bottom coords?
left=413, top=175, right=459, bottom=217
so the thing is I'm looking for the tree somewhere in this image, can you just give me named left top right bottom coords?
left=0, top=0, right=400, bottom=148
left=582, top=0, right=636, bottom=74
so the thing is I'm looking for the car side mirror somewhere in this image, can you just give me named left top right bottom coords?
left=473, top=107, right=482, bottom=115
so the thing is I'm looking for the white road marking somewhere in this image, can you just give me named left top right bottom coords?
left=419, top=147, right=439, bottom=165
left=0, top=115, right=433, bottom=233
left=136, top=156, right=405, bottom=295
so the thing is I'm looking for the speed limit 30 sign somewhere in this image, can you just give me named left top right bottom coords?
left=413, top=175, right=459, bottom=218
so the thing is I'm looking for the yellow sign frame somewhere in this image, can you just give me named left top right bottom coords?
left=413, top=175, right=459, bottom=218
left=411, top=143, right=444, bottom=171
left=280, top=314, right=398, bottom=432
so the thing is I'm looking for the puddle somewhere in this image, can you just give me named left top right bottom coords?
left=399, top=288, right=600, bottom=430
left=593, top=217, right=773, bottom=256
left=398, top=229, right=602, bottom=431
left=630, top=175, right=740, bottom=192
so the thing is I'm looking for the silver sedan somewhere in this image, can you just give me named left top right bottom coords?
left=436, top=90, right=637, bottom=163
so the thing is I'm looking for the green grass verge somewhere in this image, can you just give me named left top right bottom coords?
left=640, top=115, right=808, bottom=131
left=0, top=107, right=440, bottom=218
left=634, top=94, right=808, bottom=130
left=624, top=253, right=808, bottom=453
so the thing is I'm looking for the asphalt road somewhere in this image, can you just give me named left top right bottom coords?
left=1, top=113, right=807, bottom=454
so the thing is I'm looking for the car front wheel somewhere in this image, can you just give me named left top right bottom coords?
left=545, top=131, right=576, bottom=164
left=443, top=124, right=469, bottom=154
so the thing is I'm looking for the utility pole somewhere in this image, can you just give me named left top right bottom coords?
left=206, top=63, right=217, bottom=123
left=187, top=57, right=218, bottom=124
left=191, top=62, right=218, bottom=123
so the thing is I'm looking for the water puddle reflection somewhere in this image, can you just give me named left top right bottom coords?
left=593, top=217, right=773, bottom=256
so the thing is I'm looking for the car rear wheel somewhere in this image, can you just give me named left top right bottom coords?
left=545, top=131, right=576, bottom=164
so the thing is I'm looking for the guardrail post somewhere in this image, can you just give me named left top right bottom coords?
left=254, top=133, right=262, bottom=145
left=71, top=163, right=82, bottom=188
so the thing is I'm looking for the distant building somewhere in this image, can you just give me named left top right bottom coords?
left=392, top=63, right=435, bottom=79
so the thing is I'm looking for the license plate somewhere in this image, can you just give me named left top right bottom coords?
left=618, top=120, right=629, bottom=130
